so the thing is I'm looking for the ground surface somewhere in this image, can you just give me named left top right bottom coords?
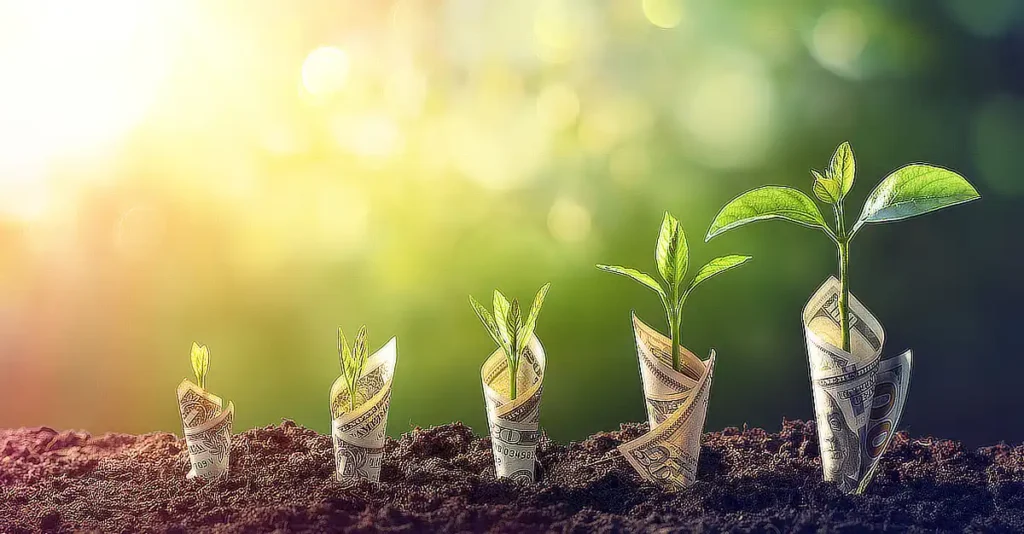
left=2, top=420, right=1024, bottom=533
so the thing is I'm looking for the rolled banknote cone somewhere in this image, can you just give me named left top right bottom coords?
left=329, top=337, right=397, bottom=483
left=803, top=276, right=912, bottom=494
left=617, top=313, right=715, bottom=490
left=176, top=379, right=234, bottom=480
left=481, top=335, right=546, bottom=483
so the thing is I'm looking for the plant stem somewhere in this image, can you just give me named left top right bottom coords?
left=838, top=240, right=851, bottom=352
left=509, top=358, right=518, bottom=400
left=834, top=204, right=851, bottom=353
left=667, top=287, right=681, bottom=372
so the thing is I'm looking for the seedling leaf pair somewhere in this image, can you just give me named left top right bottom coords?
left=470, top=283, right=550, bottom=400
left=190, top=342, right=210, bottom=390
left=599, top=212, right=751, bottom=372
left=706, top=141, right=980, bottom=351
left=338, top=325, right=369, bottom=412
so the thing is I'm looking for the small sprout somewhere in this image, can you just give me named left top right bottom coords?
left=470, top=283, right=550, bottom=400
left=338, top=325, right=369, bottom=412
left=706, top=141, right=980, bottom=352
left=190, top=342, right=210, bottom=390
left=598, top=212, right=751, bottom=372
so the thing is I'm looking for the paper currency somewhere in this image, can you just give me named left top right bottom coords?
left=803, top=276, right=912, bottom=493
left=481, top=335, right=546, bottom=483
left=616, top=314, right=715, bottom=490
left=329, top=337, right=397, bottom=483
left=176, top=379, right=234, bottom=479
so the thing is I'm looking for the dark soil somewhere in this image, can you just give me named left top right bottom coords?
left=3, top=420, right=1024, bottom=533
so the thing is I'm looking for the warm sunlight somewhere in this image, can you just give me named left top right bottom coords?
left=0, top=0, right=175, bottom=219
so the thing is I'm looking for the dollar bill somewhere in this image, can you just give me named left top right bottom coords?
left=330, top=337, right=397, bottom=483
left=481, top=335, right=546, bottom=483
left=176, top=379, right=234, bottom=480
left=803, top=276, right=912, bottom=494
left=617, top=313, right=715, bottom=490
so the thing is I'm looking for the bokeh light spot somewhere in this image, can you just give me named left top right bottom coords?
left=534, top=1, right=585, bottom=64
left=536, top=83, right=580, bottom=132
left=548, top=198, right=592, bottom=243
left=642, top=0, right=684, bottom=29
left=301, top=46, right=350, bottom=97
left=811, top=9, right=867, bottom=77
left=679, top=53, right=773, bottom=168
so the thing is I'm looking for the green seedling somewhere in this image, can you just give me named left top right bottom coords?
left=470, top=283, right=551, bottom=400
left=598, top=212, right=751, bottom=372
left=706, top=141, right=980, bottom=352
left=190, top=341, right=210, bottom=390
left=338, top=325, right=369, bottom=412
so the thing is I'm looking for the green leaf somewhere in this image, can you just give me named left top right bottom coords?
left=655, top=213, right=688, bottom=290
left=855, top=164, right=980, bottom=229
left=337, top=328, right=352, bottom=376
left=470, top=296, right=503, bottom=349
left=190, top=342, right=209, bottom=389
left=518, top=283, right=550, bottom=354
left=596, top=264, right=666, bottom=298
left=492, top=290, right=513, bottom=355
left=705, top=186, right=831, bottom=241
left=352, top=325, right=368, bottom=380
left=829, top=141, right=855, bottom=200
left=686, top=255, right=752, bottom=295
left=812, top=169, right=840, bottom=204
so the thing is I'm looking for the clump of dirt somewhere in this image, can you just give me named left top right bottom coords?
left=2, top=419, right=1024, bottom=532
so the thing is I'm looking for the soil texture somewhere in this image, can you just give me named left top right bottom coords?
left=3, top=420, right=1024, bottom=532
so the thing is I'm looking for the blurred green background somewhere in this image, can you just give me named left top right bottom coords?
left=0, top=0, right=1021, bottom=448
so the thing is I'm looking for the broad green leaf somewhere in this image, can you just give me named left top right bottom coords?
left=655, top=213, right=688, bottom=289
left=469, top=296, right=503, bottom=350
left=705, top=186, right=830, bottom=241
left=829, top=141, right=855, bottom=199
left=492, top=290, right=513, bottom=354
left=686, top=255, right=752, bottom=295
left=596, top=264, right=666, bottom=298
left=855, top=164, right=980, bottom=227
left=811, top=169, right=840, bottom=204
left=518, top=283, right=550, bottom=354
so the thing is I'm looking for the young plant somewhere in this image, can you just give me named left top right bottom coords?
left=338, top=325, right=369, bottom=412
left=190, top=342, right=210, bottom=390
left=597, top=213, right=751, bottom=372
left=470, top=283, right=551, bottom=400
left=706, top=142, right=980, bottom=352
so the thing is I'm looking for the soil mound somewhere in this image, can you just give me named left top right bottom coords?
left=2, top=420, right=1023, bottom=532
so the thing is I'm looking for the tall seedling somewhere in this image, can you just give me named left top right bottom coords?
left=337, top=325, right=369, bottom=412
left=598, top=213, right=751, bottom=372
left=470, top=283, right=550, bottom=400
left=706, top=142, right=980, bottom=351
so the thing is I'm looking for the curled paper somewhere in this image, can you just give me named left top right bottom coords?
left=617, top=314, right=715, bottom=490
left=177, top=379, right=234, bottom=479
left=803, top=276, right=912, bottom=493
left=330, top=337, right=397, bottom=483
left=481, top=335, right=546, bottom=483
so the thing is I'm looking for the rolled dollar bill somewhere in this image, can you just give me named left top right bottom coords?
left=803, top=276, right=912, bottom=493
left=617, top=313, right=715, bottom=490
left=481, top=335, right=546, bottom=483
left=329, top=337, right=397, bottom=483
left=176, top=379, right=234, bottom=479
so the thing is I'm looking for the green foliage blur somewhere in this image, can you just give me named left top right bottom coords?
left=0, top=0, right=1021, bottom=447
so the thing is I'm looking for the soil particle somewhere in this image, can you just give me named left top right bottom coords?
left=2, top=419, right=1023, bottom=532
